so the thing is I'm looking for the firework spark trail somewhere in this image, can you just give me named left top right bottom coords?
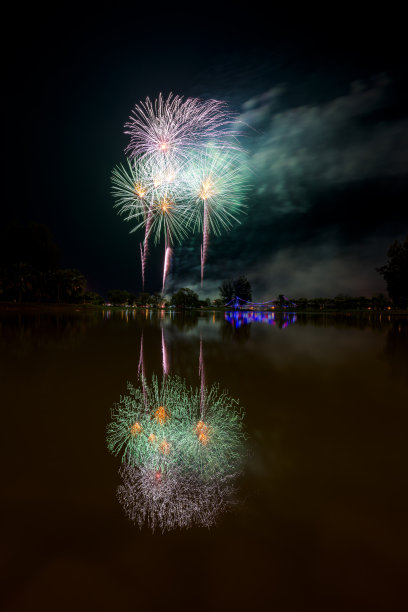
left=162, top=328, right=169, bottom=376
left=140, top=203, right=154, bottom=289
left=138, top=333, right=149, bottom=409
left=199, top=335, right=205, bottom=416
left=200, top=202, right=210, bottom=287
left=139, top=243, right=145, bottom=289
left=162, top=228, right=173, bottom=294
left=137, top=333, right=144, bottom=378
left=185, top=148, right=248, bottom=286
left=162, top=246, right=172, bottom=293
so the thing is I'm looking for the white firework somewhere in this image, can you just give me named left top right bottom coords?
left=124, top=92, right=239, bottom=160
left=118, top=460, right=237, bottom=532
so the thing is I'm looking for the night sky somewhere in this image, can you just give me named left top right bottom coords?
left=5, top=6, right=408, bottom=299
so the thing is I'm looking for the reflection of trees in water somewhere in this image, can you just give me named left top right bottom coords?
left=104, top=309, right=210, bottom=332
left=381, top=318, right=408, bottom=377
left=0, top=312, right=99, bottom=354
left=167, top=312, right=202, bottom=332
left=221, top=319, right=252, bottom=343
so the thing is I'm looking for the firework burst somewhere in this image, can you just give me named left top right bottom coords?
left=183, top=148, right=248, bottom=285
left=118, top=459, right=236, bottom=532
left=112, top=154, right=189, bottom=289
left=107, top=375, right=190, bottom=467
left=112, top=92, right=248, bottom=290
left=124, top=92, right=238, bottom=160
left=107, top=375, right=245, bottom=475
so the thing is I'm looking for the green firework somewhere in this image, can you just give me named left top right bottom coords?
left=107, top=375, right=245, bottom=477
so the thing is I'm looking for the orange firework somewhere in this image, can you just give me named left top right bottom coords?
left=154, top=405, right=170, bottom=425
left=198, top=431, right=209, bottom=446
left=133, top=182, right=146, bottom=198
left=195, top=420, right=210, bottom=445
left=195, top=420, right=208, bottom=435
left=130, top=421, right=142, bottom=437
left=159, top=197, right=174, bottom=214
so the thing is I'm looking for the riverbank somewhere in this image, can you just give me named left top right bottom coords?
left=0, top=302, right=407, bottom=316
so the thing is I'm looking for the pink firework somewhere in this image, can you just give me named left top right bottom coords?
left=162, top=245, right=173, bottom=294
left=140, top=205, right=154, bottom=289
left=124, top=92, right=238, bottom=160
left=199, top=335, right=206, bottom=416
left=200, top=203, right=210, bottom=287
left=161, top=328, right=169, bottom=376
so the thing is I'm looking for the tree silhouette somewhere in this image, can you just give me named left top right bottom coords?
left=377, top=236, right=408, bottom=308
left=219, top=276, right=252, bottom=304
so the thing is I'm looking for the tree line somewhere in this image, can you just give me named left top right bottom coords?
left=0, top=223, right=92, bottom=303
left=107, top=288, right=211, bottom=308
left=1, top=223, right=406, bottom=309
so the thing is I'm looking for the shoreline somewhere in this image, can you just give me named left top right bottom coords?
left=0, top=302, right=407, bottom=316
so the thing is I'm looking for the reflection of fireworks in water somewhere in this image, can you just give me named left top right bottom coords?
left=199, top=335, right=205, bottom=414
left=107, top=375, right=244, bottom=476
left=138, top=332, right=145, bottom=378
left=161, top=328, right=169, bottom=376
left=108, top=374, right=245, bottom=531
left=106, top=375, right=185, bottom=468
left=118, top=460, right=236, bottom=532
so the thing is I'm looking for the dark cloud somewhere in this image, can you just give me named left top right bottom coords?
left=169, top=76, right=408, bottom=298
left=241, top=76, right=407, bottom=208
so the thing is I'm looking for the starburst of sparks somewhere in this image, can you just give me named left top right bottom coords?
left=124, top=92, right=239, bottom=160
left=118, top=460, right=237, bottom=532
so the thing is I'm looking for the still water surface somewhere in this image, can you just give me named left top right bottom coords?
left=1, top=309, right=407, bottom=611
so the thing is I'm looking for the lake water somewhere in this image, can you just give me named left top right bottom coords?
left=1, top=309, right=407, bottom=611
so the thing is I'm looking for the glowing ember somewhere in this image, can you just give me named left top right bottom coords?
left=155, top=470, right=162, bottom=482
left=159, top=440, right=171, bottom=455
left=199, top=177, right=215, bottom=200
left=159, top=198, right=174, bottom=214
left=195, top=420, right=210, bottom=445
left=134, top=182, right=146, bottom=198
left=195, top=420, right=208, bottom=435
left=154, top=405, right=170, bottom=425
left=198, top=431, right=209, bottom=446
left=130, top=421, right=142, bottom=437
